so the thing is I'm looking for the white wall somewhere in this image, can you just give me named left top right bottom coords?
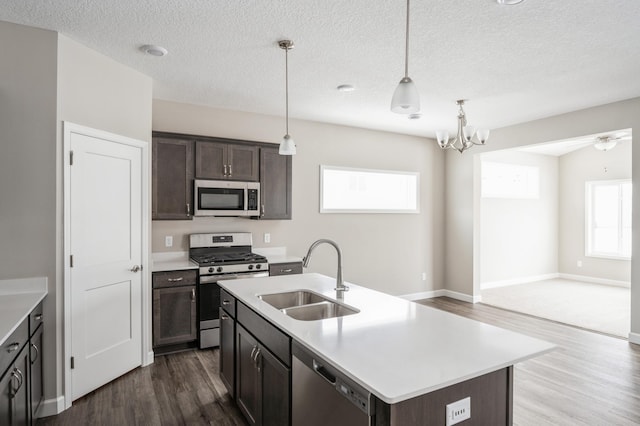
left=445, top=97, right=640, bottom=341
left=559, top=140, right=631, bottom=282
left=480, top=151, right=558, bottom=285
left=152, top=100, right=445, bottom=297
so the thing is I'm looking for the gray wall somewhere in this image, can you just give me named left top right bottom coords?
left=559, top=140, right=631, bottom=282
left=480, top=151, right=559, bottom=284
left=0, top=20, right=59, bottom=404
left=152, top=100, right=445, bottom=297
left=445, top=97, right=640, bottom=340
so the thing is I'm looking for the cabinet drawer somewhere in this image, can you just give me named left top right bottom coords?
left=220, top=289, right=236, bottom=317
left=29, top=301, right=44, bottom=336
left=237, top=302, right=290, bottom=367
left=269, top=262, right=303, bottom=276
left=153, top=270, right=197, bottom=288
left=0, top=318, right=28, bottom=377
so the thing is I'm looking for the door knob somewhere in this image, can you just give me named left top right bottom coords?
left=130, top=265, right=142, bottom=273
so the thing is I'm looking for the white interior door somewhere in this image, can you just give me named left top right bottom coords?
left=68, top=129, right=143, bottom=401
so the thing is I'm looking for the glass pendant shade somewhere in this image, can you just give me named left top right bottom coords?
left=463, top=125, right=476, bottom=141
left=436, top=131, right=449, bottom=148
left=476, top=128, right=490, bottom=144
left=391, top=77, right=420, bottom=114
left=279, top=134, right=296, bottom=155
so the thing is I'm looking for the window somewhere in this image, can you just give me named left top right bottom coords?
left=320, top=165, right=419, bottom=213
left=481, top=161, right=540, bottom=199
left=586, top=180, right=632, bottom=259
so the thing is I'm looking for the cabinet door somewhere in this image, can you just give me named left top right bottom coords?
left=29, top=326, right=44, bottom=419
left=152, top=137, right=194, bottom=220
left=0, top=346, right=29, bottom=426
left=259, top=344, right=291, bottom=426
left=219, top=307, right=235, bottom=398
left=152, top=286, right=197, bottom=347
left=236, top=325, right=261, bottom=426
left=228, top=145, right=259, bottom=182
left=258, top=147, right=292, bottom=220
left=195, top=141, right=227, bottom=179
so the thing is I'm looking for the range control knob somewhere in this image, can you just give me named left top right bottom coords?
left=256, top=264, right=262, bottom=270
left=208, top=267, right=214, bottom=273
left=248, top=264, right=254, bottom=270
left=217, top=267, right=223, bottom=273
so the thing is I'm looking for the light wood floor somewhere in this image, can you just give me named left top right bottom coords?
left=38, top=297, right=640, bottom=425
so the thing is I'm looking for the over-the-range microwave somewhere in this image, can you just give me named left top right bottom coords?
left=194, top=179, right=260, bottom=217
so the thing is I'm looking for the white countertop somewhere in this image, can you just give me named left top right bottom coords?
left=220, top=273, right=555, bottom=404
left=254, top=247, right=302, bottom=264
left=152, top=252, right=198, bottom=272
left=0, top=277, right=48, bottom=346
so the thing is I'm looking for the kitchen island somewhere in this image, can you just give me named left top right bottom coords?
left=219, top=273, right=554, bottom=425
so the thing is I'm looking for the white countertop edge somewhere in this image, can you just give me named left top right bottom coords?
left=0, top=276, right=48, bottom=295
left=0, top=291, right=48, bottom=346
left=152, top=251, right=198, bottom=272
left=220, top=273, right=556, bottom=405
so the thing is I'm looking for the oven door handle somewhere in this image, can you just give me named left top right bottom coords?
left=200, top=272, right=269, bottom=283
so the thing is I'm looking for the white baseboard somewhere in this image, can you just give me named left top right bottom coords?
left=143, top=350, right=155, bottom=366
left=559, top=273, right=630, bottom=288
left=629, top=332, right=640, bottom=345
left=401, top=289, right=481, bottom=304
left=37, top=396, right=66, bottom=418
left=481, top=273, right=560, bottom=290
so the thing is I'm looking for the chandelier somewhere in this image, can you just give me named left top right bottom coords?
left=436, top=100, right=490, bottom=153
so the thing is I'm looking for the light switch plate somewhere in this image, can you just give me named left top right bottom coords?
left=446, top=396, right=470, bottom=426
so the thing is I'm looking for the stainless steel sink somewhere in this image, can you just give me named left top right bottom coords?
left=258, top=290, right=328, bottom=309
left=281, top=301, right=359, bottom=321
left=258, top=290, right=359, bottom=321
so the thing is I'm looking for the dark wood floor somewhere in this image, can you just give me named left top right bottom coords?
left=38, top=297, right=640, bottom=425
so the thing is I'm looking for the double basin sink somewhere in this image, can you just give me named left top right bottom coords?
left=258, top=290, right=359, bottom=321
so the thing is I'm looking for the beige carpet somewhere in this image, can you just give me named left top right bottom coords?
left=481, top=278, right=630, bottom=338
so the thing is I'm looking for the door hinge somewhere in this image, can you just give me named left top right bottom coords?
left=70, top=150, right=74, bottom=165
left=70, top=255, right=74, bottom=268
left=71, top=357, right=75, bottom=369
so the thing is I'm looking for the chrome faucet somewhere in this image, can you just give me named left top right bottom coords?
left=302, top=239, right=348, bottom=296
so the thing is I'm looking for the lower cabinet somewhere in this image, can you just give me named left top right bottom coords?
left=219, top=305, right=235, bottom=397
left=0, top=345, right=30, bottom=426
left=29, top=325, right=44, bottom=420
left=235, top=324, right=290, bottom=426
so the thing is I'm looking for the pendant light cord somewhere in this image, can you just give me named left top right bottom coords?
left=404, top=0, right=410, bottom=78
left=285, top=46, right=289, bottom=135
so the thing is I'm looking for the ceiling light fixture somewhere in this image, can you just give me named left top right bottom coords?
left=594, top=136, right=618, bottom=151
left=337, top=84, right=355, bottom=92
left=496, top=0, right=525, bottom=5
left=436, top=100, right=490, bottom=153
left=391, top=0, right=420, bottom=114
left=140, top=44, right=168, bottom=57
left=278, top=40, right=296, bottom=156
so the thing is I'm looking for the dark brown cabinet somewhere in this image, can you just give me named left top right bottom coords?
left=219, top=289, right=236, bottom=398
left=152, top=137, right=194, bottom=220
left=235, top=324, right=290, bottom=426
left=29, top=303, right=44, bottom=421
left=268, top=262, right=302, bottom=277
left=0, top=345, right=29, bottom=426
left=257, top=147, right=292, bottom=220
left=152, top=270, right=198, bottom=351
left=196, top=141, right=259, bottom=182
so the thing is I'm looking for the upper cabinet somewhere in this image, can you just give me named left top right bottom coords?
left=152, top=137, right=194, bottom=220
left=257, top=146, right=292, bottom=220
left=196, top=141, right=259, bottom=182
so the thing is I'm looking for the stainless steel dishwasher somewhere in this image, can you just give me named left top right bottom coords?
left=292, top=341, right=373, bottom=426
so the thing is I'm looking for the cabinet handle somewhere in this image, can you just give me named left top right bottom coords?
left=228, top=164, right=232, bottom=177
left=167, top=277, right=184, bottom=282
left=280, top=269, right=293, bottom=273
left=11, top=367, right=24, bottom=396
left=255, top=348, right=262, bottom=372
left=191, top=288, right=196, bottom=301
left=250, top=345, right=257, bottom=363
left=31, top=343, right=39, bottom=364
left=186, top=203, right=190, bottom=216
left=222, top=299, right=230, bottom=306
left=34, top=314, right=43, bottom=321
left=224, top=164, right=228, bottom=176
left=221, top=314, right=229, bottom=320
left=261, top=204, right=265, bottom=217
left=7, top=342, right=19, bottom=353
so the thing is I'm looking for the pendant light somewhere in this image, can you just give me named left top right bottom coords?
left=278, top=40, right=296, bottom=155
left=391, top=0, right=420, bottom=114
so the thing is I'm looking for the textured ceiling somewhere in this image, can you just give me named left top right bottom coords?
left=2, top=1, right=640, bottom=138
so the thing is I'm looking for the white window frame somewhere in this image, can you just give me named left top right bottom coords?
left=319, top=165, right=420, bottom=214
left=585, top=179, right=632, bottom=260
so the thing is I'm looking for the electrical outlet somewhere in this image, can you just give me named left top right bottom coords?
left=577, top=260, right=583, bottom=267
left=264, top=233, right=271, bottom=243
left=446, top=397, right=470, bottom=426
left=421, top=272, right=427, bottom=281
left=165, top=236, right=173, bottom=248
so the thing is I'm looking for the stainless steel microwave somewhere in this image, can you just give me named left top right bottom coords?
left=194, top=179, right=260, bottom=217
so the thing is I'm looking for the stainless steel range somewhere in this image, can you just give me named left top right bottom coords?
left=190, top=232, right=268, bottom=348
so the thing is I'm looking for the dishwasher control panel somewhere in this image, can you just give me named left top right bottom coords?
left=336, top=378, right=370, bottom=414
